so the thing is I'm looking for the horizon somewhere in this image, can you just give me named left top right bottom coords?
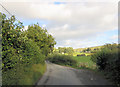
left=54, top=42, right=118, bottom=49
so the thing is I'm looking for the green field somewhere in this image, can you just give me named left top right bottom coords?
left=73, top=52, right=92, bottom=56
left=73, top=56, right=96, bottom=70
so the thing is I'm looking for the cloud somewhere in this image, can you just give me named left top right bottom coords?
left=55, top=38, right=105, bottom=48
left=110, top=35, right=118, bottom=40
left=2, top=0, right=119, bottom=2
left=1, top=0, right=118, bottom=48
left=110, top=35, right=120, bottom=40
left=42, top=24, right=46, bottom=28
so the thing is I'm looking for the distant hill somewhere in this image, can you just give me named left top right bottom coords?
left=74, top=45, right=103, bottom=52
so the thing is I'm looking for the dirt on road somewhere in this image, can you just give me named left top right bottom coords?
left=37, top=61, right=112, bottom=85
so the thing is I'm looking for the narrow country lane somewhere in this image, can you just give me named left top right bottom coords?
left=37, top=61, right=112, bottom=85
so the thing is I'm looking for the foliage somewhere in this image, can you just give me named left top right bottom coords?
left=47, top=54, right=77, bottom=67
left=73, top=52, right=92, bottom=56
left=2, top=63, right=46, bottom=85
left=86, top=48, right=91, bottom=51
left=74, top=46, right=102, bottom=53
left=91, top=43, right=120, bottom=86
left=58, top=47, right=65, bottom=53
left=64, top=47, right=74, bottom=55
left=91, top=48, right=100, bottom=53
left=57, top=47, right=74, bottom=55
left=26, top=24, right=56, bottom=56
left=1, top=12, right=56, bottom=85
left=2, top=13, right=24, bottom=70
left=73, top=56, right=96, bottom=70
left=91, top=48, right=111, bottom=70
left=47, top=53, right=96, bottom=70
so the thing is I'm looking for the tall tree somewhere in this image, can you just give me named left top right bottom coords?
left=26, top=24, right=56, bottom=56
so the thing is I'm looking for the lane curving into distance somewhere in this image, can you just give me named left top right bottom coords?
left=37, top=61, right=112, bottom=85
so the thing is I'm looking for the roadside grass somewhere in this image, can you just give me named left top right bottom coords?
left=72, top=56, right=97, bottom=71
left=48, top=53, right=97, bottom=71
left=47, top=54, right=77, bottom=67
left=72, top=55, right=116, bottom=86
left=47, top=54, right=114, bottom=84
left=2, top=63, right=46, bottom=85
left=21, top=63, right=46, bottom=85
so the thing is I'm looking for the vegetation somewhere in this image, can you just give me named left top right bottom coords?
left=47, top=53, right=96, bottom=70
left=1, top=12, right=56, bottom=85
left=26, top=24, right=56, bottom=56
left=73, top=52, right=92, bottom=56
left=51, top=46, right=96, bottom=70
left=54, top=47, right=74, bottom=55
left=0, top=12, right=2, bottom=86
left=1, top=11, right=119, bottom=86
left=73, top=56, right=96, bottom=70
left=74, top=46, right=102, bottom=53
left=91, top=43, right=120, bottom=86
left=3, top=64, right=46, bottom=85
left=51, top=43, right=119, bottom=86
left=47, top=54, right=77, bottom=67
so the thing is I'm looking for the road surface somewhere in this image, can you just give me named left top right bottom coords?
left=37, top=61, right=112, bottom=85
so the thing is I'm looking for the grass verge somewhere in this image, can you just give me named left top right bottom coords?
left=73, top=56, right=97, bottom=70
left=47, top=54, right=96, bottom=71
left=2, top=63, right=46, bottom=85
left=47, top=54, right=77, bottom=67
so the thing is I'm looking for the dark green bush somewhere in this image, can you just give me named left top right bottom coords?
left=47, top=54, right=77, bottom=67
left=91, top=48, right=111, bottom=70
left=91, top=44, right=120, bottom=86
left=105, top=49, right=120, bottom=86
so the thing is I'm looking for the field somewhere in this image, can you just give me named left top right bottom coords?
left=73, top=56, right=97, bottom=70
left=56, top=52, right=97, bottom=70
left=74, top=45, right=103, bottom=52
left=73, top=52, right=92, bottom=56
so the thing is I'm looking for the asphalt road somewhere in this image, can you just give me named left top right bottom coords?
left=37, top=61, right=112, bottom=85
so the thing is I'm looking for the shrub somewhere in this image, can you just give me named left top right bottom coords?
left=1, top=12, right=55, bottom=85
left=47, top=54, right=77, bottom=67
left=91, top=44, right=120, bottom=86
left=91, top=48, right=111, bottom=70
left=77, top=54, right=86, bottom=56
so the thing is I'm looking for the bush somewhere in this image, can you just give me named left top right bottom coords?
left=91, top=48, right=111, bottom=70
left=91, top=44, right=120, bottom=86
left=47, top=54, right=77, bottom=67
left=1, top=12, right=55, bottom=85
left=77, top=54, right=86, bottom=56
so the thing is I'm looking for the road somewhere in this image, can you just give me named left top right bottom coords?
left=37, top=61, right=112, bottom=85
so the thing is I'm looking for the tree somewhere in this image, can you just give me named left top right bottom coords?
left=86, top=48, right=91, bottom=51
left=1, top=13, right=24, bottom=70
left=104, top=43, right=118, bottom=50
left=1, top=12, right=56, bottom=71
left=83, top=49, right=86, bottom=52
left=58, top=47, right=64, bottom=53
left=67, top=47, right=74, bottom=55
left=1, top=12, right=56, bottom=85
left=58, top=47, right=74, bottom=55
left=26, top=24, right=56, bottom=56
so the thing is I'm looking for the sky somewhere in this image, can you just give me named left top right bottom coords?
left=0, top=0, right=119, bottom=49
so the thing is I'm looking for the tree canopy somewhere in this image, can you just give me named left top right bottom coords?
left=1, top=12, right=56, bottom=71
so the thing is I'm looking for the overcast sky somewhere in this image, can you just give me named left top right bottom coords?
left=0, top=0, right=119, bottom=49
